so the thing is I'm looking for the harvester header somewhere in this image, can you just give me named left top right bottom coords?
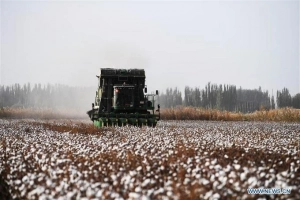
left=87, top=68, right=160, bottom=127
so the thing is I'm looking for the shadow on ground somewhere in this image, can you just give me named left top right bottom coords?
left=0, top=175, right=12, bottom=200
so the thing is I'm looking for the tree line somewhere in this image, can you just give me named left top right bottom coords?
left=0, top=83, right=299, bottom=113
left=159, top=83, right=300, bottom=112
left=0, top=83, right=94, bottom=112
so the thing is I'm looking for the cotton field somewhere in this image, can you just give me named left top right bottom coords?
left=0, top=119, right=299, bottom=199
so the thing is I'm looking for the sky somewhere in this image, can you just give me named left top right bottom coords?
left=1, top=0, right=299, bottom=96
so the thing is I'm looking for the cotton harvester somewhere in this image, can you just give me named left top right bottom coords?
left=87, top=68, right=160, bottom=127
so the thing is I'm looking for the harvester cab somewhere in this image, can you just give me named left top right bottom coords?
left=87, top=68, right=160, bottom=127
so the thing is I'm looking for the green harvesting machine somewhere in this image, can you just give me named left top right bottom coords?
left=87, top=68, right=160, bottom=127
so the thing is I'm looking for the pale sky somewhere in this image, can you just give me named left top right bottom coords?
left=1, top=0, right=299, bottom=95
